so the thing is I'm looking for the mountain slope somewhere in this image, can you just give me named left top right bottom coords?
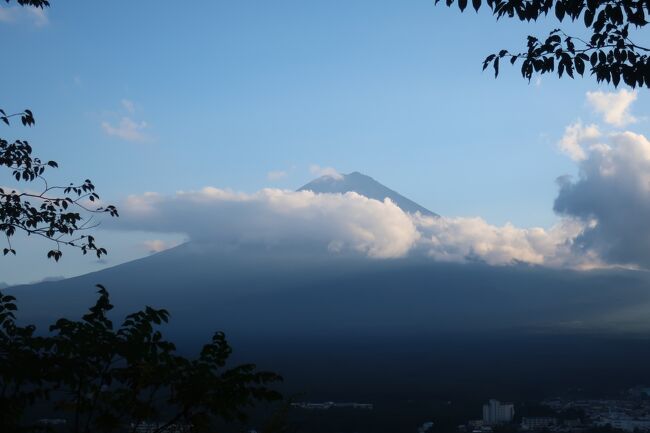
left=9, top=242, right=650, bottom=339
left=298, top=172, right=438, bottom=217
left=9, top=243, right=650, bottom=400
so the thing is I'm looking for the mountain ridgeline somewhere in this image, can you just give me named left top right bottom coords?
left=298, top=171, right=439, bottom=217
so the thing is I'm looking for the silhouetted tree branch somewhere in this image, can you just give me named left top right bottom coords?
left=437, top=0, right=650, bottom=87
left=1, top=109, right=118, bottom=261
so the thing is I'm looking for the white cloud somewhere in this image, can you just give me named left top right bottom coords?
left=0, top=5, right=48, bottom=27
left=586, top=90, right=637, bottom=127
left=101, top=100, right=151, bottom=143
left=414, top=214, right=591, bottom=267
left=120, top=188, right=419, bottom=259
left=558, top=122, right=601, bottom=161
left=555, top=130, right=650, bottom=267
left=310, top=164, right=343, bottom=180
left=102, top=117, right=150, bottom=143
left=267, top=170, right=288, bottom=181
left=114, top=187, right=596, bottom=267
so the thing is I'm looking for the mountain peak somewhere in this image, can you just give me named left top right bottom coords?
left=298, top=172, right=438, bottom=217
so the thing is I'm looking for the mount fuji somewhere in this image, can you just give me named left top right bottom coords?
left=298, top=171, right=438, bottom=217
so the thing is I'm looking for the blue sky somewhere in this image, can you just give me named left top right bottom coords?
left=2, top=1, right=650, bottom=284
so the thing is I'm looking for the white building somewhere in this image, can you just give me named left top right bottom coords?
left=482, top=399, right=515, bottom=425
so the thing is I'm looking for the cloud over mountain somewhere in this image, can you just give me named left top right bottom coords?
left=414, top=214, right=586, bottom=267
left=117, top=187, right=588, bottom=267
left=110, top=90, right=650, bottom=270
left=121, top=188, right=419, bottom=259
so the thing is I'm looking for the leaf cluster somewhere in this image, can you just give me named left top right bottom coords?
left=437, top=0, right=650, bottom=87
left=1, top=109, right=118, bottom=261
left=0, top=285, right=283, bottom=433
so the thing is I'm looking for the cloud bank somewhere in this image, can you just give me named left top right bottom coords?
left=121, top=188, right=418, bottom=259
left=116, top=187, right=589, bottom=267
left=414, top=214, right=587, bottom=267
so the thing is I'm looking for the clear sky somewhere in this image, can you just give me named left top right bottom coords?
left=2, top=1, right=649, bottom=284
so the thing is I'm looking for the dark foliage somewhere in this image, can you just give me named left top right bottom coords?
left=437, top=0, right=650, bottom=87
left=0, top=286, right=283, bottom=432
left=1, top=108, right=118, bottom=261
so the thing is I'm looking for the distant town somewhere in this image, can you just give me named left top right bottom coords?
left=458, top=386, right=650, bottom=433
left=29, top=386, right=650, bottom=432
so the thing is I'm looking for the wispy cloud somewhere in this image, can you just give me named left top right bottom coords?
left=586, top=89, right=637, bottom=127
left=0, top=5, right=48, bottom=27
left=102, top=117, right=150, bottom=143
left=101, top=100, right=151, bottom=143
left=310, top=164, right=342, bottom=180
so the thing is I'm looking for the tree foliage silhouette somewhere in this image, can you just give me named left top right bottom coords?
left=437, top=0, right=650, bottom=87
left=0, top=286, right=283, bottom=432
left=1, top=108, right=118, bottom=261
